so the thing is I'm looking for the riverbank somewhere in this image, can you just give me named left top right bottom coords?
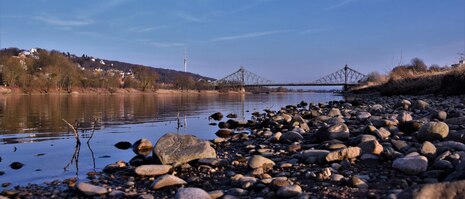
left=352, top=65, right=465, bottom=96
left=3, top=94, right=465, bottom=198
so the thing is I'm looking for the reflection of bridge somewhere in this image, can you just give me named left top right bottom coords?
left=214, top=65, right=367, bottom=91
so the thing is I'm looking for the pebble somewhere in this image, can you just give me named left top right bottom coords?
left=151, top=174, right=187, bottom=189
left=176, top=187, right=211, bottom=199
left=248, top=155, right=275, bottom=169
left=76, top=182, right=108, bottom=196
left=276, top=185, right=302, bottom=198
left=134, top=165, right=172, bottom=176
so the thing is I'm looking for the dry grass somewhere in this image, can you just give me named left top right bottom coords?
left=354, top=65, right=465, bottom=96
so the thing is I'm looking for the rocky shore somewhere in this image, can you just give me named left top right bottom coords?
left=3, top=94, right=465, bottom=198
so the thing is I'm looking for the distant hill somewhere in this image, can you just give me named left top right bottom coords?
left=71, top=54, right=215, bottom=83
left=1, top=47, right=216, bottom=83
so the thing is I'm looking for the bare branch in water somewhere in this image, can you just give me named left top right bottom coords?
left=62, top=119, right=80, bottom=144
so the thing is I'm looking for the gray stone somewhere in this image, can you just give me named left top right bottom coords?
left=435, top=141, right=465, bottom=151
left=417, top=122, right=449, bottom=141
left=231, top=174, right=257, bottom=189
left=248, top=155, right=275, bottom=169
left=446, top=116, right=465, bottom=125
left=401, top=99, right=412, bottom=110
left=280, top=131, right=304, bottom=142
left=397, top=179, right=465, bottom=199
left=397, top=111, right=413, bottom=123
left=132, top=138, right=153, bottom=156
left=292, top=116, right=310, bottom=132
left=350, top=134, right=377, bottom=145
left=176, top=187, right=211, bottom=199
left=151, top=174, right=187, bottom=189
left=328, top=108, right=341, bottom=117
left=317, top=123, right=350, bottom=141
left=356, top=112, right=371, bottom=121
left=374, top=127, right=391, bottom=140
left=414, top=100, right=429, bottom=110
left=392, top=154, right=428, bottom=175
left=434, top=111, right=447, bottom=121
left=325, top=147, right=361, bottom=162
left=300, top=149, right=330, bottom=164
left=208, top=190, right=224, bottom=199
left=276, top=185, right=302, bottom=198
left=391, top=139, right=410, bottom=152
left=432, top=160, right=453, bottom=170
left=419, top=141, right=436, bottom=157
left=153, top=133, right=216, bottom=165
left=351, top=176, right=368, bottom=189
left=76, top=182, right=108, bottom=196
left=358, top=140, right=383, bottom=155
left=135, top=165, right=172, bottom=176
left=331, top=174, right=344, bottom=181
left=215, top=129, right=234, bottom=137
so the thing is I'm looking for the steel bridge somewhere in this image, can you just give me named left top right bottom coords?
left=214, top=65, right=367, bottom=90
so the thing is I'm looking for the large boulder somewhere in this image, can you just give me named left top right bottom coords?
left=153, top=133, right=217, bottom=165
left=417, top=122, right=449, bottom=141
left=397, top=179, right=465, bottom=199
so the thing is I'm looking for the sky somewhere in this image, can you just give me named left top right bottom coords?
left=1, top=0, right=464, bottom=82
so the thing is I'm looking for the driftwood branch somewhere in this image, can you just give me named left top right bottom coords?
left=62, top=119, right=80, bottom=144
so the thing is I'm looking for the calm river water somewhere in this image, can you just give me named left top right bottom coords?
left=0, top=93, right=342, bottom=186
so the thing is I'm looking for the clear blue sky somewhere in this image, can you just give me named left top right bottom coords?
left=1, top=0, right=464, bottom=81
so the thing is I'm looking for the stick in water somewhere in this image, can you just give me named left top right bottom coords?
left=62, top=119, right=80, bottom=144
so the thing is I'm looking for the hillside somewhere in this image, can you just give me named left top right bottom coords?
left=71, top=53, right=215, bottom=83
left=0, top=47, right=216, bottom=93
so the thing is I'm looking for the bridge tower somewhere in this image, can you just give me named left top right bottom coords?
left=239, top=66, right=246, bottom=93
left=344, top=65, right=349, bottom=91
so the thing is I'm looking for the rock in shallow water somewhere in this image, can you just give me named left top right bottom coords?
left=132, top=138, right=153, bottom=156
left=153, top=133, right=216, bottom=165
left=9, top=162, right=24, bottom=170
left=114, top=141, right=132, bottom=150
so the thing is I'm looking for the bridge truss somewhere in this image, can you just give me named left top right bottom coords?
left=215, top=65, right=367, bottom=89
left=214, top=67, right=273, bottom=86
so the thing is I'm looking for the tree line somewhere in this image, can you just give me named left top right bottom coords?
left=0, top=48, right=211, bottom=93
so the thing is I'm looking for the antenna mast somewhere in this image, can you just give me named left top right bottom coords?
left=184, top=48, right=187, bottom=72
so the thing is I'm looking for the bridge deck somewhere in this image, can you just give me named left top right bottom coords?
left=241, top=83, right=360, bottom=87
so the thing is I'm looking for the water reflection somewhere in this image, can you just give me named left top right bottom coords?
left=0, top=94, right=250, bottom=144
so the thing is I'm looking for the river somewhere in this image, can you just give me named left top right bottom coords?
left=0, top=92, right=343, bottom=186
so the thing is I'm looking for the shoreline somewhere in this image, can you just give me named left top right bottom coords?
left=3, top=94, right=465, bottom=198
left=0, top=87, right=340, bottom=96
